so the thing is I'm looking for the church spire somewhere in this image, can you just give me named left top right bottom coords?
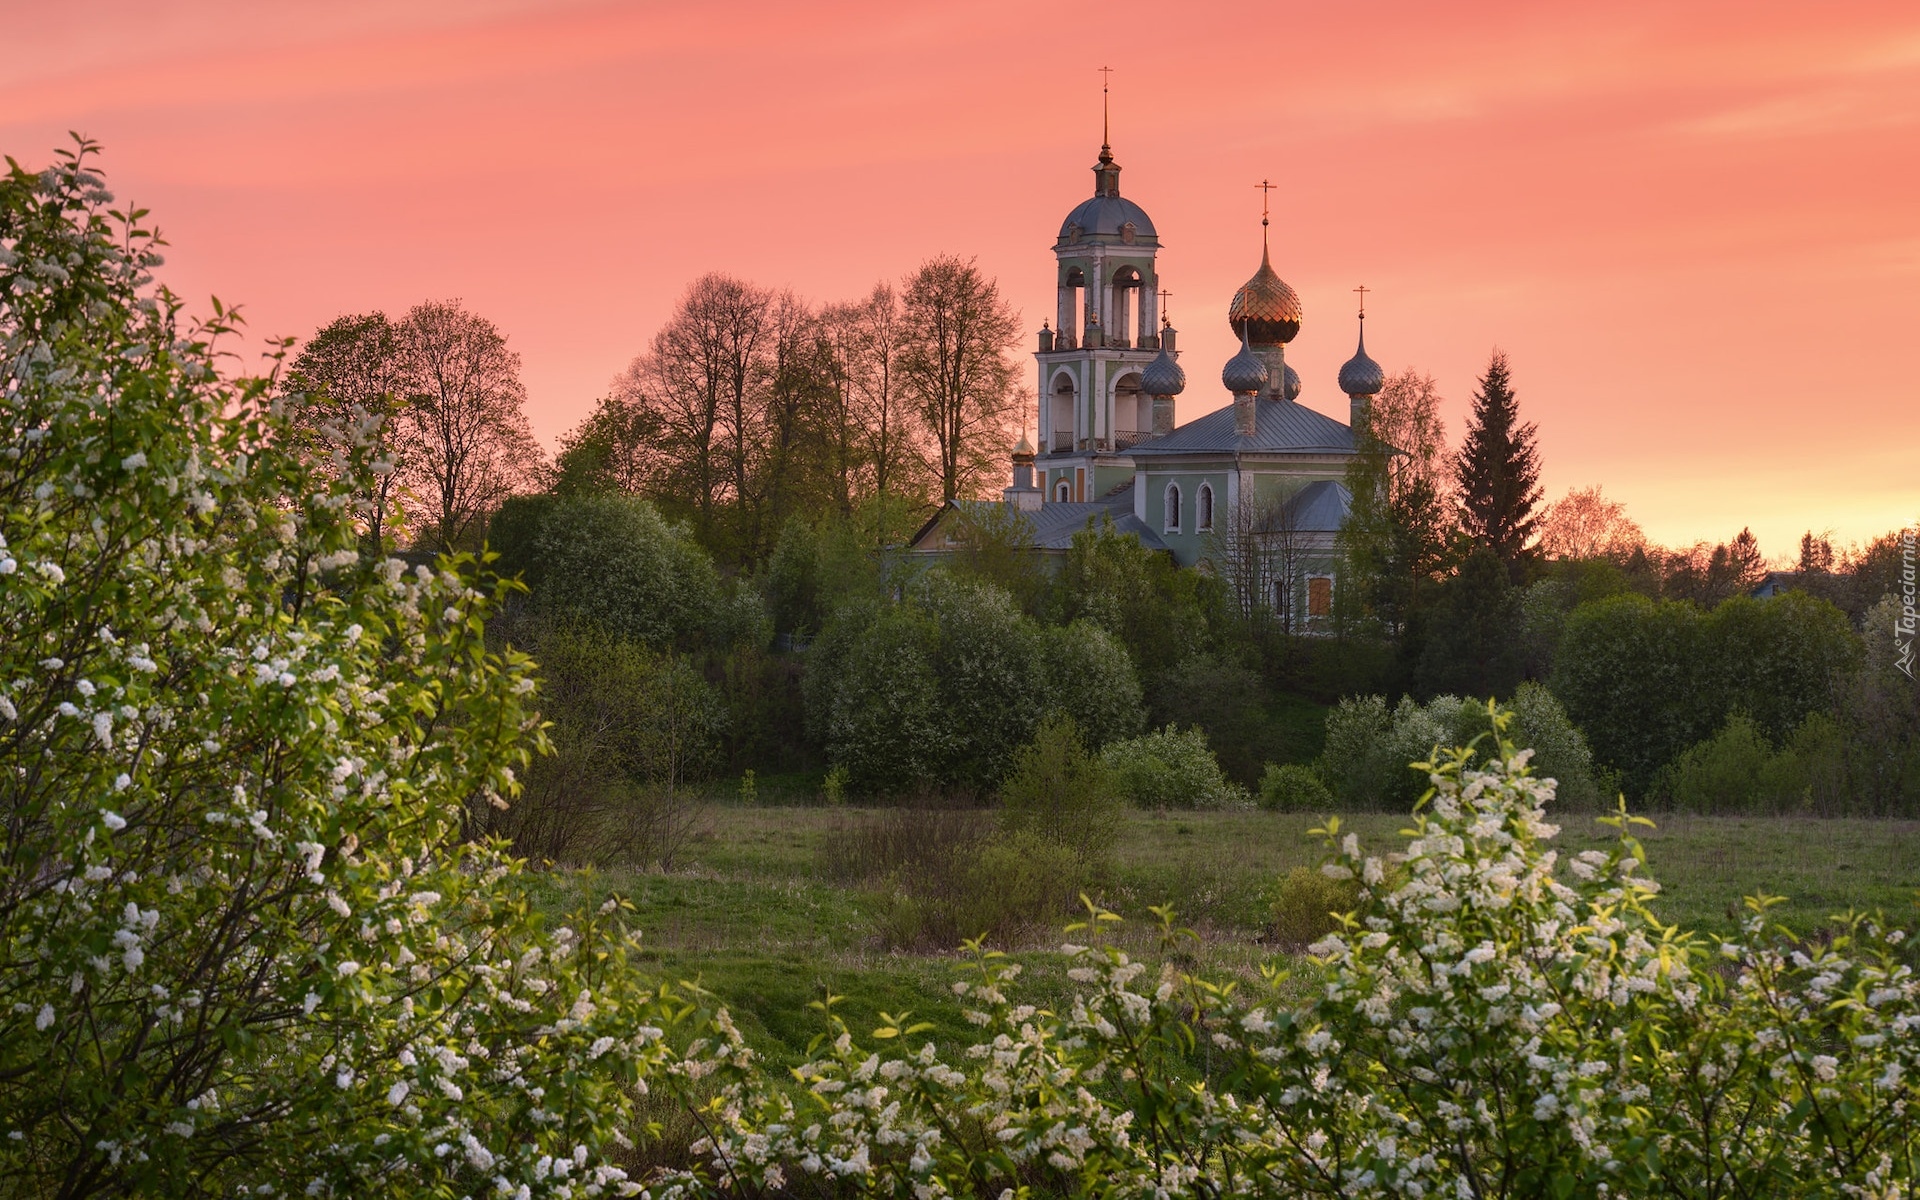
left=1093, top=67, right=1121, bottom=197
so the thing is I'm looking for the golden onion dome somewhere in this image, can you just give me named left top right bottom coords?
left=1227, top=239, right=1302, bottom=346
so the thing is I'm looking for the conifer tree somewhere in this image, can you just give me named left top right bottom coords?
left=1454, top=350, right=1542, bottom=577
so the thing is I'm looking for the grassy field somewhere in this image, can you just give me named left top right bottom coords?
left=536, top=806, right=1920, bottom=1066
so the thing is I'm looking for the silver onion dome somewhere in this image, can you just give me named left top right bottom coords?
left=1222, top=334, right=1270, bottom=395
left=1282, top=362, right=1302, bottom=402
left=1142, top=346, right=1186, bottom=397
left=1338, top=322, right=1384, bottom=396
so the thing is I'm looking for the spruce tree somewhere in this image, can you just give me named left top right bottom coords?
left=1455, top=350, right=1542, bottom=577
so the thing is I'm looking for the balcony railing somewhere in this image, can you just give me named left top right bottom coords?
left=1112, top=428, right=1148, bottom=451
left=1050, top=430, right=1074, bottom=453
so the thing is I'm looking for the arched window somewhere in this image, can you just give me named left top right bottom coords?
left=1197, top=483, right=1214, bottom=532
left=1055, top=479, right=1072, bottom=503
left=1164, top=483, right=1182, bottom=533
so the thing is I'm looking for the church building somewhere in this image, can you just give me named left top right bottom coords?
left=911, top=132, right=1386, bottom=627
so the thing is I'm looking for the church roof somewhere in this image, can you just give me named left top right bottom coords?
left=1021, top=483, right=1165, bottom=550
left=1128, top=398, right=1354, bottom=457
left=909, top=483, right=1167, bottom=555
left=1281, top=479, right=1352, bottom=533
left=1058, top=194, right=1158, bottom=245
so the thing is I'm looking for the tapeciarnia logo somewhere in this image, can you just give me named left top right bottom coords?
left=1898, top=529, right=1916, bottom=680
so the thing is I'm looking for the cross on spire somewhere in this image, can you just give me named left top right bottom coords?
left=1157, top=287, right=1172, bottom=324
left=1098, top=66, right=1114, bottom=147
left=1353, top=284, right=1370, bottom=318
left=1255, top=178, right=1277, bottom=226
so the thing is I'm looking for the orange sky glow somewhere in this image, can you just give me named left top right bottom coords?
left=8, top=0, right=1917, bottom=557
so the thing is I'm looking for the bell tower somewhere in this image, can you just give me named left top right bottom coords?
left=1033, top=72, right=1167, bottom=503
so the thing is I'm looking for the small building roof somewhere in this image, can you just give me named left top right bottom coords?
left=1128, top=398, right=1354, bottom=456
left=1279, top=478, right=1352, bottom=534
left=908, top=482, right=1166, bottom=555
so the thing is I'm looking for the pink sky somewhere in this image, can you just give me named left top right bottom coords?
left=8, top=0, right=1917, bottom=556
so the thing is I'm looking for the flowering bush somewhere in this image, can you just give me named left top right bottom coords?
left=666, top=713, right=1919, bottom=1198
left=0, top=141, right=686, bottom=1197
left=1101, top=724, right=1249, bottom=810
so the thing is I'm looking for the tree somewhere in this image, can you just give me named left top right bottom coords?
left=1340, top=369, right=1455, bottom=635
left=0, top=141, right=676, bottom=1196
left=395, top=298, right=543, bottom=551
left=1454, top=350, right=1542, bottom=577
left=839, top=282, right=933, bottom=521
left=1537, top=484, right=1644, bottom=561
left=280, top=311, right=409, bottom=551
left=899, top=256, right=1021, bottom=500
left=509, top=493, right=723, bottom=652
left=1414, top=546, right=1526, bottom=699
left=550, top=391, right=663, bottom=496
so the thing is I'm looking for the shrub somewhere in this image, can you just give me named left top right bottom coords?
left=1553, top=590, right=1861, bottom=797
left=998, top=715, right=1123, bottom=864
left=1265, top=865, right=1359, bottom=948
left=1101, top=725, right=1250, bottom=810
left=0, top=142, right=678, bottom=1195
left=1653, top=714, right=1807, bottom=814
left=1039, top=620, right=1145, bottom=749
left=1258, top=762, right=1333, bottom=812
left=473, top=623, right=725, bottom=865
left=1323, top=687, right=1604, bottom=809
left=820, top=810, right=1085, bottom=949
left=506, top=491, right=725, bottom=651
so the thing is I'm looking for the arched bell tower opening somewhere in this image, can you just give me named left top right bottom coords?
left=1057, top=268, right=1084, bottom=349
left=1110, top=266, right=1141, bottom=350
left=1049, top=371, right=1077, bottom=453
left=1111, top=370, right=1148, bottom=450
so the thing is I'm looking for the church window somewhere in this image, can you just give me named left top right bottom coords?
left=1197, top=483, right=1213, bottom=531
left=1308, top=576, right=1334, bottom=618
left=1164, top=483, right=1181, bottom=533
left=1055, top=479, right=1071, bottom=503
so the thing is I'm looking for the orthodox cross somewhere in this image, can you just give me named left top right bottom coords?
left=1353, top=284, right=1370, bottom=317
left=1098, top=66, right=1114, bottom=143
left=1255, top=178, right=1277, bottom=226
left=1157, top=287, right=1172, bottom=325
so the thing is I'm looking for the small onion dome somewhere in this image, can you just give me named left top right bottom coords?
left=1222, top=334, right=1270, bottom=395
left=1338, top=324, right=1384, bottom=396
left=1227, top=240, right=1302, bottom=346
left=1013, top=430, right=1036, bottom=460
left=1282, top=362, right=1302, bottom=402
left=1141, top=346, right=1186, bottom=397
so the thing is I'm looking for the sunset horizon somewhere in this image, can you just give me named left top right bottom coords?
left=7, top=0, right=1916, bottom=557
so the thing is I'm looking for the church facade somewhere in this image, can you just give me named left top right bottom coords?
left=912, top=135, right=1386, bottom=627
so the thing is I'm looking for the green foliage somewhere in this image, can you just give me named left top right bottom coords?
left=808, top=572, right=1147, bottom=795
left=474, top=623, right=727, bottom=864
left=1653, top=713, right=1811, bottom=814
left=1258, top=763, right=1334, bottom=812
left=1320, top=683, right=1602, bottom=809
left=1038, top=620, right=1145, bottom=749
left=1553, top=589, right=1862, bottom=796
left=998, top=715, right=1123, bottom=863
left=941, top=500, right=1046, bottom=614
left=498, top=490, right=726, bottom=651
left=1454, top=349, right=1543, bottom=571
left=1414, top=545, right=1525, bottom=699
left=1148, top=652, right=1272, bottom=785
left=1265, top=865, right=1359, bottom=947
left=1056, top=515, right=1213, bottom=678
left=0, top=140, right=681, bottom=1196
left=1101, top=724, right=1250, bottom=810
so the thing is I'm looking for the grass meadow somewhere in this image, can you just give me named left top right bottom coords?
left=533, top=807, right=1920, bottom=1068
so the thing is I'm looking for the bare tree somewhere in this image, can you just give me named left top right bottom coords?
left=1209, top=481, right=1312, bottom=637
left=899, top=256, right=1021, bottom=500
left=641, top=273, right=773, bottom=551
left=281, top=312, right=410, bottom=552
left=1538, top=484, right=1645, bottom=561
left=396, top=299, right=543, bottom=552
